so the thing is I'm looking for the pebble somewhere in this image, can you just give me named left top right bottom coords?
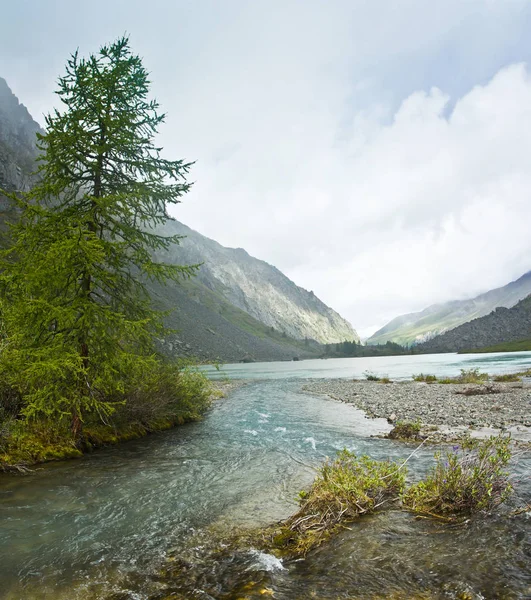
left=303, top=379, right=531, bottom=431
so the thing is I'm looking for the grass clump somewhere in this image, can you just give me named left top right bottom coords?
left=364, top=371, right=381, bottom=381
left=402, top=436, right=512, bottom=518
left=413, top=373, right=437, bottom=383
left=388, top=420, right=422, bottom=441
left=436, top=369, right=489, bottom=385
left=493, top=373, right=520, bottom=382
left=456, top=368, right=489, bottom=384
left=264, top=450, right=405, bottom=556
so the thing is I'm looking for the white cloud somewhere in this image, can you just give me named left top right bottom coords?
left=287, top=64, right=531, bottom=332
left=2, top=0, right=531, bottom=334
left=174, top=60, right=531, bottom=334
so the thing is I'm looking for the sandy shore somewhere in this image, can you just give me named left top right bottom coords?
left=303, top=379, right=531, bottom=443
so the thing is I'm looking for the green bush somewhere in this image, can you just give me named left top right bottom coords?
left=402, top=436, right=512, bottom=517
left=457, top=368, right=489, bottom=384
left=413, top=373, right=437, bottom=383
left=364, top=371, right=381, bottom=381
left=0, top=358, right=212, bottom=469
left=493, top=373, right=520, bottom=382
left=435, top=369, right=488, bottom=385
left=116, top=359, right=212, bottom=428
left=265, top=450, right=405, bottom=555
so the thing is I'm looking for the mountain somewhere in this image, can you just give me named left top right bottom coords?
left=367, top=271, right=531, bottom=346
left=156, top=220, right=358, bottom=344
left=148, top=219, right=358, bottom=361
left=0, top=77, right=42, bottom=196
left=416, top=294, right=531, bottom=353
left=0, top=77, right=358, bottom=362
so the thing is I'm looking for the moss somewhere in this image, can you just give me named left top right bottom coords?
left=0, top=420, right=82, bottom=467
left=0, top=415, right=197, bottom=469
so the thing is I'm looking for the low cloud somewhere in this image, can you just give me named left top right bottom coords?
left=178, top=63, right=531, bottom=334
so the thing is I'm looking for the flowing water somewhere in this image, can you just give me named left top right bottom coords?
left=1, top=353, right=530, bottom=599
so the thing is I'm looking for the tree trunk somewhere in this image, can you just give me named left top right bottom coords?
left=71, top=409, right=82, bottom=440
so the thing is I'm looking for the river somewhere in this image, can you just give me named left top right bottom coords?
left=1, top=352, right=530, bottom=599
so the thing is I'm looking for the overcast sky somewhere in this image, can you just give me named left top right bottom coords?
left=2, top=1, right=531, bottom=337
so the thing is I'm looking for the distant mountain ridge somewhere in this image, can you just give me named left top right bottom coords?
left=417, top=294, right=531, bottom=353
left=0, top=76, right=358, bottom=362
left=367, top=271, right=531, bottom=346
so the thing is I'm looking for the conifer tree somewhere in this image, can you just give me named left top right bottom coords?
left=0, top=37, right=197, bottom=435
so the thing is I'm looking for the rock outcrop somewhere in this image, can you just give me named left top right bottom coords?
left=0, top=77, right=42, bottom=197
left=157, top=220, right=358, bottom=346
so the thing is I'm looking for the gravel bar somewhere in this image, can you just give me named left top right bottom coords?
left=303, top=379, right=531, bottom=441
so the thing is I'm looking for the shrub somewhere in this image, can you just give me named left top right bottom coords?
left=402, top=436, right=512, bottom=517
left=493, top=373, right=520, bottom=382
left=380, top=376, right=392, bottom=384
left=388, top=420, right=422, bottom=440
left=435, top=369, right=488, bottom=385
left=364, top=371, right=381, bottom=381
left=265, top=450, right=405, bottom=555
left=413, top=374, right=437, bottom=383
left=457, top=368, right=488, bottom=384
left=114, top=359, right=212, bottom=428
left=0, top=358, right=212, bottom=469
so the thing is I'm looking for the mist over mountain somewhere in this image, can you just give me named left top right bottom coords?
left=416, top=294, right=531, bottom=354
left=0, top=77, right=42, bottom=198
left=368, top=271, right=531, bottom=347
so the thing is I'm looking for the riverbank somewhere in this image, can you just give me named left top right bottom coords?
left=303, top=379, right=531, bottom=443
left=0, top=379, right=244, bottom=473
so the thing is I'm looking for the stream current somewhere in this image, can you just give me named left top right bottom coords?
left=1, top=353, right=530, bottom=599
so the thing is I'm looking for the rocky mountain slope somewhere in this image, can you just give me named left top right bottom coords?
left=0, top=77, right=42, bottom=195
left=416, top=294, right=531, bottom=353
left=368, top=271, right=531, bottom=346
left=0, top=77, right=358, bottom=362
left=157, top=220, right=358, bottom=346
